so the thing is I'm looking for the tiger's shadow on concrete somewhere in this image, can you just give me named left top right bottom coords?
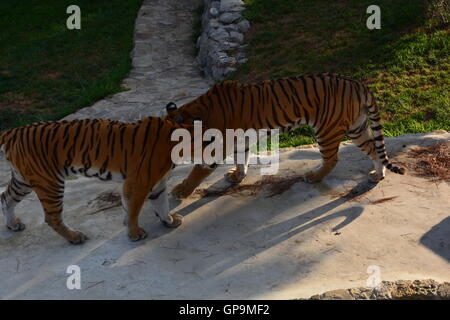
left=168, top=176, right=374, bottom=275
left=420, top=216, right=450, bottom=263
left=151, top=138, right=403, bottom=283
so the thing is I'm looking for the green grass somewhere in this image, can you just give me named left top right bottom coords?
left=0, top=0, right=142, bottom=130
left=232, top=0, right=450, bottom=147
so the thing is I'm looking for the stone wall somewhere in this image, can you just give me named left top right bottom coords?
left=308, top=280, right=450, bottom=300
left=196, top=0, right=250, bottom=81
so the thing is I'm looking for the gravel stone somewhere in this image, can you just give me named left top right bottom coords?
left=219, top=12, right=241, bottom=24
left=308, top=280, right=450, bottom=300
left=197, top=0, right=250, bottom=81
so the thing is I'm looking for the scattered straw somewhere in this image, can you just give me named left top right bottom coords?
left=369, top=196, right=398, bottom=205
left=94, top=192, right=121, bottom=204
left=87, top=191, right=121, bottom=215
left=403, top=141, right=450, bottom=182
left=88, top=204, right=121, bottom=215
left=194, top=174, right=305, bottom=198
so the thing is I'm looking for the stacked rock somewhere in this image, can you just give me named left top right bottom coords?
left=197, top=0, right=250, bottom=81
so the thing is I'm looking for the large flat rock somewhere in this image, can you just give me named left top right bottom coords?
left=1, top=132, right=449, bottom=299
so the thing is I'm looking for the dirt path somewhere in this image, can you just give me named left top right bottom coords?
left=64, top=0, right=211, bottom=122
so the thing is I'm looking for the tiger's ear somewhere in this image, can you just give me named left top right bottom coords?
left=166, top=102, right=182, bottom=123
left=166, top=102, right=177, bottom=112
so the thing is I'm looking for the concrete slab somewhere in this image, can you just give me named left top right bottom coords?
left=0, top=132, right=449, bottom=299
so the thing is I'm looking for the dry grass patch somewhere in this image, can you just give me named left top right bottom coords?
left=194, top=174, right=305, bottom=198
left=402, top=141, right=450, bottom=182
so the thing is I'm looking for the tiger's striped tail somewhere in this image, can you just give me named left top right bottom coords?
left=367, top=102, right=405, bottom=175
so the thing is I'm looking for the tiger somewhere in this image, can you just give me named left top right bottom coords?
left=165, top=73, right=405, bottom=199
left=0, top=117, right=199, bottom=244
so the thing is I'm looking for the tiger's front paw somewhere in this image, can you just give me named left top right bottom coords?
left=303, top=170, right=323, bottom=184
left=6, top=218, right=26, bottom=232
left=162, top=213, right=183, bottom=228
left=128, top=227, right=147, bottom=242
left=171, top=182, right=194, bottom=199
left=368, top=170, right=384, bottom=183
left=224, top=168, right=246, bottom=184
left=67, top=231, right=88, bottom=245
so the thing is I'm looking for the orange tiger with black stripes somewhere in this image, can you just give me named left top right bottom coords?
left=0, top=117, right=198, bottom=244
left=165, top=73, right=405, bottom=199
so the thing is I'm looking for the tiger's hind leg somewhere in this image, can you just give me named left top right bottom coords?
left=34, top=182, right=88, bottom=244
left=304, top=129, right=347, bottom=183
left=1, top=170, right=32, bottom=231
left=122, top=179, right=152, bottom=241
left=348, top=116, right=385, bottom=182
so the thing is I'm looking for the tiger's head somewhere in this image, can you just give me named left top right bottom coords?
left=164, top=101, right=209, bottom=127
